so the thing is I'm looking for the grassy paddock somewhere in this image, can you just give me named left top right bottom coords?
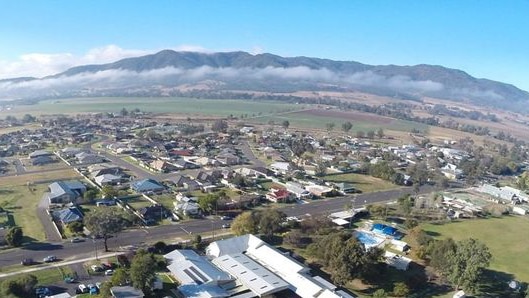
left=324, top=173, right=399, bottom=193
left=0, top=168, right=81, bottom=188
left=7, top=97, right=307, bottom=117
left=420, top=216, right=529, bottom=282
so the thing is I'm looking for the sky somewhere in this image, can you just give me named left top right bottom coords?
left=0, top=0, right=528, bottom=91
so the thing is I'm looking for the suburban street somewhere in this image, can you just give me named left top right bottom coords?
left=0, top=184, right=433, bottom=270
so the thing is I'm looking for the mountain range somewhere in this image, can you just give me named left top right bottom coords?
left=1, top=50, right=528, bottom=112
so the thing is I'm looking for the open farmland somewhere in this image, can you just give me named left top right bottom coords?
left=5, top=97, right=308, bottom=117
left=420, top=216, right=529, bottom=282
left=250, top=108, right=429, bottom=132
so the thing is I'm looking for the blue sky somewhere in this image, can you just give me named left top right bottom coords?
left=1, top=0, right=528, bottom=90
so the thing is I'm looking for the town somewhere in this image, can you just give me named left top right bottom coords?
left=0, top=108, right=528, bottom=298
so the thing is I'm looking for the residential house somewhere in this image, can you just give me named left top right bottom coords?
left=44, top=181, right=87, bottom=204
left=131, top=179, right=165, bottom=193
left=138, top=205, right=168, bottom=223
left=174, top=159, right=200, bottom=170
left=285, top=182, right=312, bottom=199
left=76, top=152, right=105, bottom=164
left=476, top=184, right=528, bottom=204
left=174, top=194, right=201, bottom=217
left=269, top=162, right=292, bottom=175
left=89, top=164, right=123, bottom=179
left=266, top=188, right=293, bottom=203
left=94, top=174, right=122, bottom=187
left=334, top=182, right=357, bottom=194
left=52, top=207, right=84, bottom=225
left=441, top=163, right=463, bottom=180
left=306, top=184, right=335, bottom=197
left=216, top=153, right=240, bottom=166
left=32, top=155, right=56, bottom=165
left=29, top=149, right=53, bottom=159
left=60, top=147, right=84, bottom=158
left=150, top=159, right=178, bottom=173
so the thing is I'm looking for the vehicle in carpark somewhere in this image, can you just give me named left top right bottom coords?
left=35, top=286, right=52, bottom=298
left=105, top=269, right=114, bottom=276
left=77, top=284, right=89, bottom=294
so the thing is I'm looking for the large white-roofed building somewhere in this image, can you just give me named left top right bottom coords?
left=206, top=234, right=355, bottom=298
left=164, top=249, right=233, bottom=298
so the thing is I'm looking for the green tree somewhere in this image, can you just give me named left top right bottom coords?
left=366, top=130, right=375, bottom=139
left=314, top=160, right=328, bottom=177
left=341, top=121, right=353, bottom=132
left=84, top=208, right=127, bottom=251
left=258, top=209, right=286, bottom=238
left=372, top=289, right=388, bottom=298
left=21, top=114, right=36, bottom=123
left=376, top=128, right=384, bottom=138
left=153, top=241, right=167, bottom=254
left=212, top=119, right=228, bottom=133
left=281, top=120, right=290, bottom=129
left=197, top=194, right=219, bottom=214
left=326, top=122, right=336, bottom=132
left=1, top=274, right=38, bottom=297
left=120, top=107, right=129, bottom=117
left=392, top=282, right=410, bottom=297
left=445, top=238, right=491, bottom=292
left=83, top=189, right=99, bottom=203
left=101, top=185, right=118, bottom=199
left=130, top=250, right=157, bottom=295
left=231, top=211, right=258, bottom=235
left=68, top=221, right=84, bottom=234
left=5, top=227, right=23, bottom=247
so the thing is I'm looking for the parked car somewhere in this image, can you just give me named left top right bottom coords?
left=91, top=265, right=104, bottom=272
left=221, top=223, right=231, bottom=229
left=71, top=237, right=84, bottom=243
left=35, top=286, right=51, bottom=298
left=78, top=284, right=89, bottom=293
left=43, top=255, right=57, bottom=263
left=220, top=216, right=232, bottom=220
left=105, top=269, right=114, bottom=276
left=64, top=276, right=76, bottom=283
left=21, top=258, right=34, bottom=266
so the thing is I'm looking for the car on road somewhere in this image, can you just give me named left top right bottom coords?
left=71, top=237, right=84, bottom=243
left=221, top=223, right=231, bottom=229
left=43, top=255, right=57, bottom=263
left=220, top=215, right=232, bottom=220
left=21, top=258, right=34, bottom=266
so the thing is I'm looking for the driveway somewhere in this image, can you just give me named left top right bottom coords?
left=37, top=196, right=63, bottom=242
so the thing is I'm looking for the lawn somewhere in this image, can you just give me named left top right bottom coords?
left=0, top=168, right=81, bottom=187
left=0, top=184, right=49, bottom=241
left=323, top=173, right=399, bottom=193
left=420, top=215, right=529, bottom=282
left=0, top=169, right=81, bottom=241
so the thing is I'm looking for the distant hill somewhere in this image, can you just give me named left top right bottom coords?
left=1, top=50, right=528, bottom=112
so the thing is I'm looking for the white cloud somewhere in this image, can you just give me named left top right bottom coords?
left=0, top=44, right=213, bottom=80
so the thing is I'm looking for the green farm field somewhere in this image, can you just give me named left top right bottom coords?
left=420, top=216, right=529, bottom=282
left=6, top=97, right=308, bottom=117
left=249, top=108, right=429, bottom=133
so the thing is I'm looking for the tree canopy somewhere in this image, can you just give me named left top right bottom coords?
left=84, top=208, right=127, bottom=251
left=5, top=227, right=23, bottom=247
left=130, top=250, right=157, bottom=295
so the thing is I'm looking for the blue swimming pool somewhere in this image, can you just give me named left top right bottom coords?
left=355, top=230, right=385, bottom=249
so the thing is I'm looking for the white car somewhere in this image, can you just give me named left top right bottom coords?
left=105, top=269, right=114, bottom=276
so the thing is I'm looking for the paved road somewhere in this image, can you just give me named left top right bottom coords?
left=0, top=185, right=434, bottom=269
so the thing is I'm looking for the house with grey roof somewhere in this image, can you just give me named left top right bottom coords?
left=52, top=207, right=83, bottom=224
left=44, top=181, right=87, bottom=204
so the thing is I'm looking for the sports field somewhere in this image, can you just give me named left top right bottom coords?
left=421, top=216, right=529, bottom=282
